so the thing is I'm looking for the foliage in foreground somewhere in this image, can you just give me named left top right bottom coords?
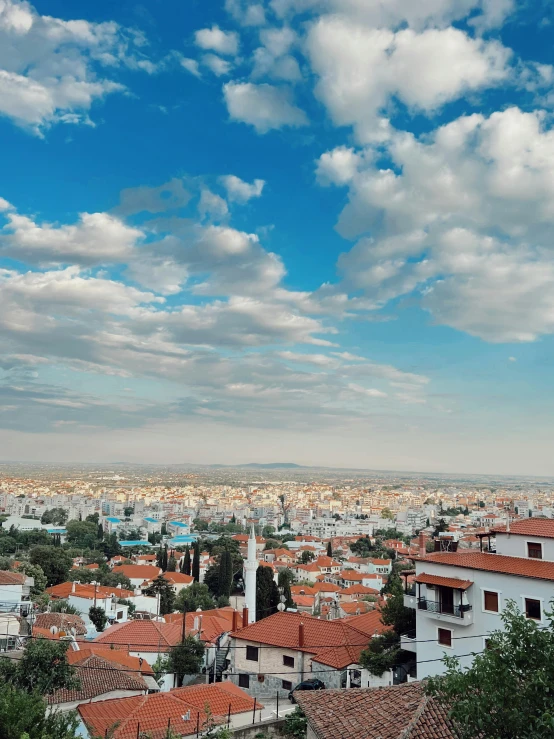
left=426, top=600, right=554, bottom=739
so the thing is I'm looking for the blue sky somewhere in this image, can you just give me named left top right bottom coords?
left=1, top=0, right=554, bottom=474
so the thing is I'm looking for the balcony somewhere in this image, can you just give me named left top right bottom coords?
left=417, top=598, right=473, bottom=626
left=400, top=634, right=417, bottom=654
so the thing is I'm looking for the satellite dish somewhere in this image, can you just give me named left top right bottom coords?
left=50, top=626, right=59, bottom=635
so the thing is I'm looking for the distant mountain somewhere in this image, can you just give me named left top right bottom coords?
left=206, top=462, right=307, bottom=470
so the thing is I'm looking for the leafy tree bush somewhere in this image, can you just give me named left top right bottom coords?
left=426, top=600, right=554, bottom=739
left=145, top=574, right=175, bottom=615
left=166, top=635, right=205, bottom=686
left=282, top=707, right=307, bottom=738
left=30, top=546, right=72, bottom=586
left=40, top=508, right=68, bottom=526
left=0, top=638, right=79, bottom=695
left=49, top=599, right=81, bottom=615
left=89, top=606, right=108, bottom=632
left=175, top=582, right=215, bottom=613
left=14, top=562, right=47, bottom=596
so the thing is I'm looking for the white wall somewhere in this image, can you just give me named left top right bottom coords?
left=414, top=560, right=554, bottom=679
left=496, top=533, right=554, bottom=561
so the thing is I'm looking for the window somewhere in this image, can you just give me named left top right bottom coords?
left=283, top=655, right=295, bottom=668
left=282, top=680, right=293, bottom=691
left=238, top=674, right=250, bottom=688
left=246, top=645, right=259, bottom=662
left=528, top=542, right=543, bottom=560
left=483, top=591, right=499, bottom=613
left=438, top=628, right=452, bottom=647
left=525, top=598, right=541, bottom=620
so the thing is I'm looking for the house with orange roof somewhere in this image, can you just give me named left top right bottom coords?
left=78, top=682, right=262, bottom=739
left=161, top=571, right=194, bottom=594
left=227, top=610, right=389, bottom=698
left=111, top=564, right=162, bottom=588
left=46, top=581, right=134, bottom=627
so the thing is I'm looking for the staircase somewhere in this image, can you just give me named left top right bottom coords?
left=214, top=645, right=230, bottom=682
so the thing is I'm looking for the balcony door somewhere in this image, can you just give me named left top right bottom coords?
left=439, top=586, right=454, bottom=615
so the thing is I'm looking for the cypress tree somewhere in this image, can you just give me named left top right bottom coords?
left=326, top=541, right=332, bottom=557
left=256, top=566, right=279, bottom=621
left=182, top=546, right=191, bottom=576
left=162, top=545, right=169, bottom=572
left=218, top=550, right=228, bottom=598
left=192, top=543, right=200, bottom=582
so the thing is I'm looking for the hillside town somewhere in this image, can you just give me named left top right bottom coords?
left=1, top=465, right=554, bottom=737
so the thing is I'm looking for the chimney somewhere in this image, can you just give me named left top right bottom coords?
left=419, top=532, right=426, bottom=559
left=242, top=606, right=249, bottom=626
left=232, top=609, right=238, bottom=632
left=72, top=581, right=76, bottom=593
left=299, top=622, right=305, bottom=648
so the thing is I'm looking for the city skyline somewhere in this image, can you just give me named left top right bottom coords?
left=1, top=0, right=554, bottom=474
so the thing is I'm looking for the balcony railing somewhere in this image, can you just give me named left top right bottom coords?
left=417, top=598, right=472, bottom=619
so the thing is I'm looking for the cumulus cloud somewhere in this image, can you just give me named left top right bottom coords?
left=225, top=0, right=266, bottom=26
left=114, top=178, right=192, bottom=217
left=307, top=19, right=511, bottom=141
left=223, top=81, right=308, bottom=133
left=219, top=175, right=265, bottom=203
left=194, top=25, right=239, bottom=55
left=327, top=107, right=554, bottom=341
left=0, top=0, right=156, bottom=132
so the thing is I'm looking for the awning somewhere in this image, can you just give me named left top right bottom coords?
left=415, top=573, right=473, bottom=590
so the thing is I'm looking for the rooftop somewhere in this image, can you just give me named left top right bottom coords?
left=418, top=550, right=554, bottom=582
left=296, top=683, right=455, bottom=739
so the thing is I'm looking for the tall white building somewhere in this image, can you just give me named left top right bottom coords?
left=405, top=519, right=554, bottom=679
left=244, top=525, right=258, bottom=624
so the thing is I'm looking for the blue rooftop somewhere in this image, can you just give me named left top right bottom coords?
left=170, top=534, right=196, bottom=544
left=46, top=527, right=66, bottom=534
left=119, top=540, right=151, bottom=547
left=169, top=521, right=188, bottom=528
left=144, top=517, right=158, bottom=523
left=106, top=517, right=121, bottom=523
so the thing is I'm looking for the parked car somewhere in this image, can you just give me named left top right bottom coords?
left=288, top=679, right=325, bottom=702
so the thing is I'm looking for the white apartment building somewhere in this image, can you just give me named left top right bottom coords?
left=405, top=519, right=554, bottom=679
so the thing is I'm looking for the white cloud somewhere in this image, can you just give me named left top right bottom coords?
left=0, top=0, right=155, bottom=132
left=219, top=175, right=265, bottom=203
left=347, top=383, right=387, bottom=398
left=316, top=147, right=362, bottom=186
left=225, top=0, right=266, bottom=26
left=202, top=54, right=233, bottom=76
left=198, top=188, right=229, bottom=220
left=194, top=25, right=239, bottom=55
left=0, top=197, right=13, bottom=211
left=252, top=25, right=301, bottom=81
left=181, top=57, right=201, bottom=77
left=329, top=107, right=554, bottom=342
left=1, top=209, right=143, bottom=265
left=307, top=18, right=511, bottom=142
left=114, top=178, right=192, bottom=216
left=223, top=81, right=308, bottom=133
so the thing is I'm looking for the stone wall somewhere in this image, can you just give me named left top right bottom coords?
left=230, top=718, right=285, bottom=739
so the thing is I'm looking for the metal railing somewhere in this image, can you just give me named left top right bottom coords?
left=417, top=598, right=472, bottom=619
left=0, top=601, right=33, bottom=617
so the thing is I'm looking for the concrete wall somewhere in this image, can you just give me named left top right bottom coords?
left=496, top=533, right=554, bottom=561
left=229, top=718, right=285, bottom=739
left=230, top=640, right=315, bottom=699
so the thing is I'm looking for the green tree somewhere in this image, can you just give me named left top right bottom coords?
left=166, top=635, right=205, bottom=687
left=100, top=533, right=120, bottom=558
left=123, top=506, right=134, bottom=517
left=167, top=555, right=177, bottom=572
left=426, top=600, right=554, bottom=739
left=0, top=638, right=79, bottom=695
left=278, top=569, right=295, bottom=610
left=381, top=507, right=395, bottom=521
left=30, top=546, right=72, bottom=586
left=192, top=543, right=200, bottom=582
left=174, top=582, right=215, bottom=613
left=145, top=574, right=175, bottom=615
left=66, top=520, right=100, bottom=550
left=0, top=536, right=17, bottom=555
left=256, top=566, right=279, bottom=621
left=262, top=525, right=275, bottom=539
left=85, top=512, right=99, bottom=525
left=218, top=549, right=233, bottom=599
left=300, top=550, right=315, bottom=564
left=326, top=541, right=333, bottom=557
left=14, top=562, right=47, bottom=597
left=40, top=508, right=68, bottom=526
left=89, top=605, right=107, bottom=632
left=282, top=707, right=307, bottom=738
left=182, top=546, right=191, bottom=576
left=433, top=518, right=449, bottom=537
left=0, top=683, right=80, bottom=739
left=49, top=599, right=81, bottom=615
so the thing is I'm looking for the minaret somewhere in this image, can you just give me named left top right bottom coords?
left=244, top=525, right=258, bottom=624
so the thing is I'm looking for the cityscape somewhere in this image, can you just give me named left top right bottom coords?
left=1, top=0, right=554, bottom=736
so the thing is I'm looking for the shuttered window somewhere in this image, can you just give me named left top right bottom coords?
left=484, top=591, right=499, bottom=612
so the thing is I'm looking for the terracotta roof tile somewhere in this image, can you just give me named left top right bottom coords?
left=418, top=551, right=554, bottom=582
left=296, top=683, right=456, bottom=739
left=491, top=519, right=554, bottom=539
left=46, top=582, right=135, bottom=600
left=34, top=612, right=87, bottom=635
left=94, top=620, right=183, bottom=653
left=0, top=570, right=25, bottom=585
left=415, top=573, right=473, bottom=590
left=112, top=565, right=161, bottom=580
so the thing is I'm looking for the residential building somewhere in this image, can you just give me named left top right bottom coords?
left=0, top=570, right=33, bottom=616
left=406, top=518, right=554, bottom=679
left=46, top=581, right=132, bottom=626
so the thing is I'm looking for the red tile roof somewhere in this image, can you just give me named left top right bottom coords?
left=418, top=550, right=554, bottom=582
left=340, top=585, right=379, bottom=595
left=0, top=570, right=25, bottom=585
left=94, top=620, right=183, bottom=653
left=47, top=582, right=135, bottom=600
left=67, top=647, right=154, bottom=675
left=48, top=654, right=147, bottom=705
left=78, top=682, right=260, bottom=739
left=342, top=609, right=390, bottom=637
left=164, top=608, right=243, bottom=644
left=231, top=611, right=385, bottom=668
left=415, top=573, right=473, bottom=590
left=491, top=519, right=554, bottom=539
left=112, top=565, right=161, bottom=580
left=34, top=612, right=87, bottom=636
left=296, top=683, right=455, bottom=739
left=162, top=572, right=194, bottom=585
